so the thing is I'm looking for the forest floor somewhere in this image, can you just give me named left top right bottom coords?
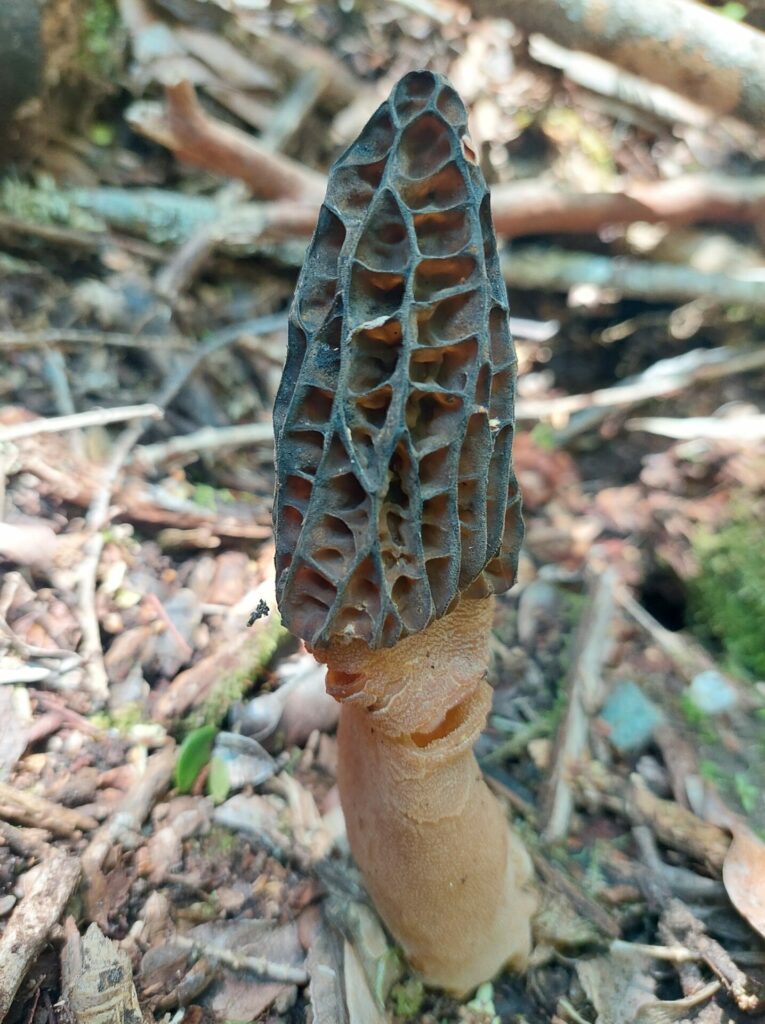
left=1, top=1, right=765, bottom=1022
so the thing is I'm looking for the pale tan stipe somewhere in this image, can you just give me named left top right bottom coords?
left=317, top=596, right=537, bottom=994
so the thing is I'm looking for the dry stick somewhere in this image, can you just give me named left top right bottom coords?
left=0, top=214, right=166, bottom=263
left=617, top=589, right=744, bottom=689
left=0, top=404, right=162, bottom=444
left=156, top=198, right=319, bottom=298
left=0, top=781, right=98, bottom=836
left=542, top=569, right=616, bottom=843
left=127, top=80, right=326, bottom=202
left=515, top=345, right=765, bottom=423
left=171, top=934, right=308, bottom=986
left=466, top=0, right=765, bottom=129
left=155, top=180, right=249, bottom=303
left=82, top=744, right=176, bottom=879
left=259, top=67, right=326, bottom=153
left=135, top=421, right=273, bottom=469
left=0, top=328, right=192, bottom=351
left=0, top=850, right=81, bottom=1021
left=628, top=413, right=765, bottom=441
left=527, top=34, right=727, bottom=132
left=661, top=899, right=759, bottom=1012
left=65, top=174, right=765, bottom=251
left=492, top=174, right=765, bottom=239
left=504, top=248, right=765, bottom=308
left=0, top=819, right=48, bottom=858
left=657, top=915, right=725, bottom=1014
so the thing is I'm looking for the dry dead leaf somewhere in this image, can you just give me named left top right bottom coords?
left=576, top=949, right=656, bottom=1024
left=691, top=784, right=765, bottom=941
left=343, top=939, right=390, bottom=1024
left=722, top=825, right=765, bottom=940
left=61, top=920, right=143, bottom=1024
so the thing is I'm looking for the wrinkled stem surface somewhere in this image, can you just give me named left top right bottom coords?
left=321, top=597, right=536, bottom=994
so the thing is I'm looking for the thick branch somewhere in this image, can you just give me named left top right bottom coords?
left=69, top=175, right=765, bottom=249
left=127, top=80, right=326, bottom=202
left=491, top=175, right=765, bottom=238
left=466, top=0, right=765, bottom=129
left=504, top=247, right=765, bottom=308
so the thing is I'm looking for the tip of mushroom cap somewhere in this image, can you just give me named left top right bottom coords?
left=273, top=71, right=523, bottom=649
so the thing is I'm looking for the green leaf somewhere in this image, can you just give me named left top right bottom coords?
left=719, top=2, right=748, bottom=20
left=734, top=772, right=759, bottom=814
left=391, top=978, right=424, bottom=1018
left=207, top=755, right=231, bottom=804
left=174, top=724, right=217, bottom=792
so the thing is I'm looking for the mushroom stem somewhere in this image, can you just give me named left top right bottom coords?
left=321, top=596, right=535, bottom=994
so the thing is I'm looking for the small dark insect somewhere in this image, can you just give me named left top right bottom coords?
left=246, top=599, right=270, bottom=626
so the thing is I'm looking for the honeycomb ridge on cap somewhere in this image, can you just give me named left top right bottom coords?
left=273, top=69, right=523, bottom=649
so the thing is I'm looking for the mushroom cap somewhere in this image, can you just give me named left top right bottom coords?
left=273, top=69, right=523, bottom=649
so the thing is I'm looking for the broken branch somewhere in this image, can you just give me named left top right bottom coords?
left=468, top=0, right=765, bottom=129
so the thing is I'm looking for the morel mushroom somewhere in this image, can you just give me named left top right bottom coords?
left=273, top=70, right=535, bottom=993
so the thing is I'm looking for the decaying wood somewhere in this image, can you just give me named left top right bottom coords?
left=468, top=0, right=765, bottom=129
left=0, top=850, right=81, bottom=1021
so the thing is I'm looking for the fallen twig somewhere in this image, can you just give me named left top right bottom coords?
left=134, top=421, right=273, bottom=469
left=0, top=851, right=82, bottom=1021
left=618, top=589, right=747, bottom=692
left=527, top=34, right=725, bottom=131
left=542, top=569, right=616, bottom=842
left=127, top=80, right=326, bottom=202
left=504, top=248, right=765, bottom=308
left=70, top=314, right=284, bottom=702
left=0, top=780, right=98, bottom=837
left=661, top=900, right=760, bottom=1012
left=0, top=328, right=192, bottom=352
left=68, top=173, right=765, bottom=248
left=468, top=0, right=765, bottom=129
left=628, top=413, right=765, bottom=441
left=259, top=68, right=326, bottom=153
left=82, top=745, right=176, bottom=923
left=0, top=404, right=162, bottom=444
left=627, top=774, right=730, bottom=875
left=492, top=174, right=765, bottom=238
left=171, top=933, right=308, bottom=986
left=516, top=345, right=765, bottom=423
left=0, top=819, right=48, bottom=859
